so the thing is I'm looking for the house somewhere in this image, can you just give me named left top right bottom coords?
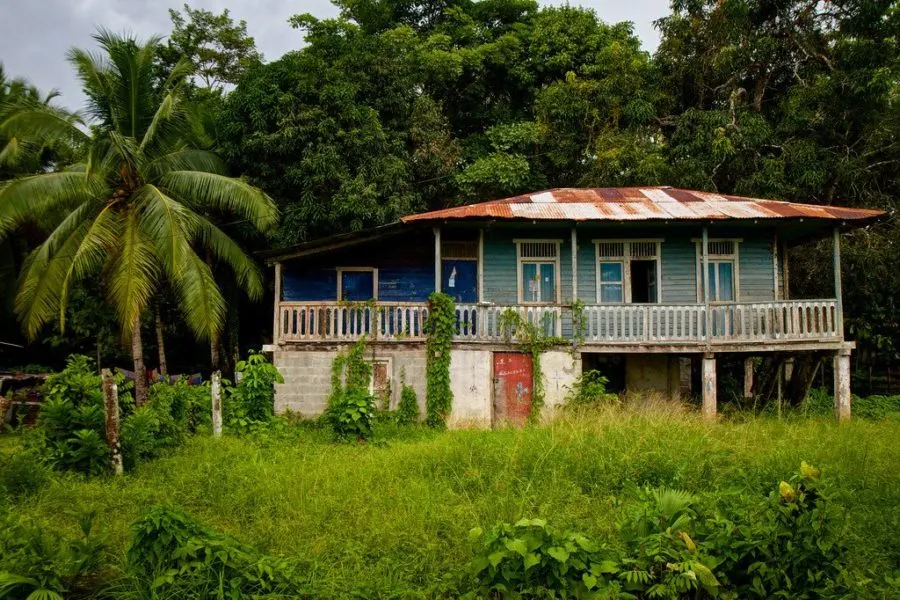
left=263, top=187, right=884, bottom=425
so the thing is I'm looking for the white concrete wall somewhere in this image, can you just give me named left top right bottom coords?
left=539, top=350, right=580, bottom=418
left=447, top=349, right=493, bottom=428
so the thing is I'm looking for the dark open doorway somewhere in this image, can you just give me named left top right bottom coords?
left=630, top=260, right=657, bottom=303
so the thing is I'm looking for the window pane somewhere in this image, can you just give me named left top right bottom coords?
left=600, top=284, right=623, bottom=303
left=522, top=263, right=540, bottom=302
left=707, top=263, right=717, bottom=301
left=540, top=263, right=556, bottom=303
left=341, top=271, right=374, bottom=301
left=718, top=262, right=734, bottom=301
left=600, top=262, right=623, bottom=282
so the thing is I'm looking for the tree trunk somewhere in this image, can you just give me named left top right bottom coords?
left=132, top=315, right=149, bottom=406
left=154, top=302, right=168, bottom=378
left=210, top=331, right=221, bottom=373
left=101, top=369, right=123, bottom=476
left=211, top=370, right=222, bottom=437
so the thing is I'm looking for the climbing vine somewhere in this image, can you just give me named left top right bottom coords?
left=425, top=292, right=455, bottom=429
left=498, top=309, right=566, bottom=422
left=570, top=299, right=586, bottom=350
left=326, top=338, right=375, bottom=440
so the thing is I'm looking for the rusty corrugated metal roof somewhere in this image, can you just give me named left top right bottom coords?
left=401, top=187, right=885, bottom=223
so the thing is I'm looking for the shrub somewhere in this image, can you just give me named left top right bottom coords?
left=148, top=378, right=211, bottom=433
left=325, top=340, right=376, bottom=441
left=0, top=449, right=50, bottom=499
left=0, top=510, right=104, bottom=599
left=230, top=351, right=284, bottom=425
left=564, top=370, right=619, bottom=407
left=397, top=382, right=420, bottom=425
left=127, top=506, right=297, bottom=597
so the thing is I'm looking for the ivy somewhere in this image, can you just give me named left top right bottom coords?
left=326, top=338, right=375, bottom=441
left=570, top=299, right=586, bottom=351
left=425, top=292, right=455, bottom=429
left=498, top=309, right=566, bottom=422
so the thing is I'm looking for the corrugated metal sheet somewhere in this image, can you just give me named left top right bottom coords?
left=402, top=187, right=885, bottom=223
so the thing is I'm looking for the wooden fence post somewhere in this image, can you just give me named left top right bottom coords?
left=101, top=369, right=123, bottom=476
left=211, top=370, right=222, bottom=437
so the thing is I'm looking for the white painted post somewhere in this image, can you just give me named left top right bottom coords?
left=272, top=262, right=282, bottom=344
left=570, top=227, right=578, bottom=302
left=211, top=370, right=222, bottom=437
left=743, top=357, right=754, bottom=399
left=477, top=228, right=485, bottom=303
left=101, top=369, right=123, bottom=476
left=833, top=227, right=843, bottom=338
left=433, top=227, right=441, bottom=293
left=702, top=353, right=717, bottom=420
left=702, top=227, right=711, bottom=340
left=834, top=349, right=851, bottom=421
left=782, top=240, right=790, bottom=300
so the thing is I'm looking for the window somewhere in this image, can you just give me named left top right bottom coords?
left=337, top=268, right=377, bottom=301
left=694, top=239, right=739, bottom=302
left=441, top=239, right=478, bottom=303
left=516, top=240, right=560, bottom=304
left=594, top=240, right=662, bottom=304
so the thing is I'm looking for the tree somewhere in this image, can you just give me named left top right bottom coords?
left=0, top=30, right=278, bottom=403
left=160, top=4, right=262, bottom=93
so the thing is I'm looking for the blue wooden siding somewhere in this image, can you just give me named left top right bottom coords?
left=738, top=239, right=776, bottom=301
left=482, top=228, right=573, bottom=304
left=661, top=240, right=697, bottom=303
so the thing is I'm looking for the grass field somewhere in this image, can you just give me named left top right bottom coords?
left=3, top=407, right=900, bottom=597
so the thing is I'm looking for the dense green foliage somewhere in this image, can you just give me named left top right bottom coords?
left=325, top=339, right=376, bottom=440
left=0, top=410, right=898, bottom=597
left=397, top=377, right=420, bottom=425
left=231, top=349, right=284, bottom=423
left=564, top=369, right=619, bottom=408
left=425, top=292, right=454, bottom=428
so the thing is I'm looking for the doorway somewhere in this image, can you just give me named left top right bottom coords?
left=630, top=260, right=658, bottom=303
left=492, top=352, right=533, bottom=427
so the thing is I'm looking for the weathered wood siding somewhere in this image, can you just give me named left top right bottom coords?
left=738, top=239, right=776, bottom=301
left=661, top=239, right=698, bottom=303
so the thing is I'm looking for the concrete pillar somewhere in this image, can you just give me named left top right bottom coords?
left=784, top=357, right=795, bottom=383
left=211, top=370, right=223, bottom=437
left=702, top=353, right=716, bottom=420
left=833, top=349, right=851, bottom=421
left=743, top=357, right=754, bottom=399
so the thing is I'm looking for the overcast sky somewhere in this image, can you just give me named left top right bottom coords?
left=0, top=0, right=669, bottom=112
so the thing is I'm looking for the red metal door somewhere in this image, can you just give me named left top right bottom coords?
left=492, top=352, right=533, bottom=427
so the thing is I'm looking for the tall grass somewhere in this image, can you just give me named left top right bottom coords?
left=4, top=408, right=900, bottom=597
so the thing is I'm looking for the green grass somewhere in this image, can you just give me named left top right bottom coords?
left=4, top=408, right=900, bottom=597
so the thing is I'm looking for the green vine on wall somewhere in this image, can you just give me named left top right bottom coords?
left=425, top=292, right=455, bottom=429
left=570, top=299, right=586, bottom=351
left=497, top=309, right=566, bottom=422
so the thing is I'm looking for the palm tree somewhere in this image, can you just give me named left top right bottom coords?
left=0, top=31, right=278, bottom=403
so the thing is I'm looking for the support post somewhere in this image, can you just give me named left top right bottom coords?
left=478, top=227, right=484, bottom=303
left=667, top=357, right=681, bottom=402
left=702, top=353, right=717, bottom=420
left=784, top=357, right=795, bottom=383
left=211, top=370, right=223, bottom=437
left=833, top=349, right=851, bottom=421
left=101, top=369, right=123, bottom=476
left=702, top=227, right=711, bottom=340
left=272, top=262, right=282, bottom=345
left=782, top=240, right=790, bottom=300
left=433, top=227, right=441, bottom=293
left=570, top=226, right=578, bottom=303
left=743, top=357, right=754, bottom=399
left=833, top=227, right=843, bottom=338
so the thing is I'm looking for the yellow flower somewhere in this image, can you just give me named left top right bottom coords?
left=800, top=461, right=821, bottom=480
left=779, top=481, right=795, bottom=502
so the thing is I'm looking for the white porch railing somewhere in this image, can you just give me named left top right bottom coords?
left=276, top=299, right=840, bottom=345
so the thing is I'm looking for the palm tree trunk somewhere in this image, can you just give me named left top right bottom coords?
left=132, top=315, right=148, bottom=406
left=154, top=302, right=168, bottom=377
left=206, top=249, right=221, bottom=373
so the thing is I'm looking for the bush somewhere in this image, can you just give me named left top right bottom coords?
left=149, top=378, right=211, bottom=433
left=325, top=340, right=376, bottom=441
left=229, top=351, right=284, bottom=426
left=397, top=381, right=420, bottom=425
left=468, top=463, right=857, bottom=599
left=127, top=506, right=297, bottom=597
left=0, top=449, right=50, bottom=499
left=0, top=510, right=104, bottom=599
left=564, top=370, right=619, bottom=408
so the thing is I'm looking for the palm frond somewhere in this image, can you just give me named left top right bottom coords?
left=170, top=250, right=226, bottom=342
left=144, top=148, right=226, bottom=179
left=160, top=171, right=279, bottom=231
left=193, top=213, right=264, bottom=300
left=0, top=107, right=88, bottom=148
left=133, top=184, right=195, bottom=273
left=0, top=171, right=104, bottom=239
left=140, top=91, right=178, bottom=150
left=106, top=208, right=160, bottom=336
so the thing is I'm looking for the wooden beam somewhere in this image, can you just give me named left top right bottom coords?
left=434, top=227, right=441, bottom=293
left=702, top=227, right=710, bottom=340
left=478, top=228, right=484, bottom=303
left=834, top=348, right=851, bottom=421
left=272, top=262, right=282, bottom=345
left=833, top=227, right=843, bottom=337
left=782, top=240, right=790, bottom=300
left=570, top=227, right=578, bottom=302
left=702, top=353, right=717, bottom=420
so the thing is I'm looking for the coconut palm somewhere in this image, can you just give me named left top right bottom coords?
left=0, top=31, right=278, bottom=403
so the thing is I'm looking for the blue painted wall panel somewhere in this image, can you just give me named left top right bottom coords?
left=283, top=268, right=336, bottom=301
left=739, top=239, right=775, bottom=301
left=379, top=266, right=434, bottom=302
left=661, top=239, right=697, bottom=303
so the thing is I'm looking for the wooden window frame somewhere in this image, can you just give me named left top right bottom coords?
left=693, top=239, right=741, bottom=303
left=336, top=267, right=378, bottom=301
left=514, top=239, right=562, bottom=305
left=592, top=239, right=663, bottom=304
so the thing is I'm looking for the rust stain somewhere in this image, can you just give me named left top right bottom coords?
left=401, top=187, right=885, bottom=224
